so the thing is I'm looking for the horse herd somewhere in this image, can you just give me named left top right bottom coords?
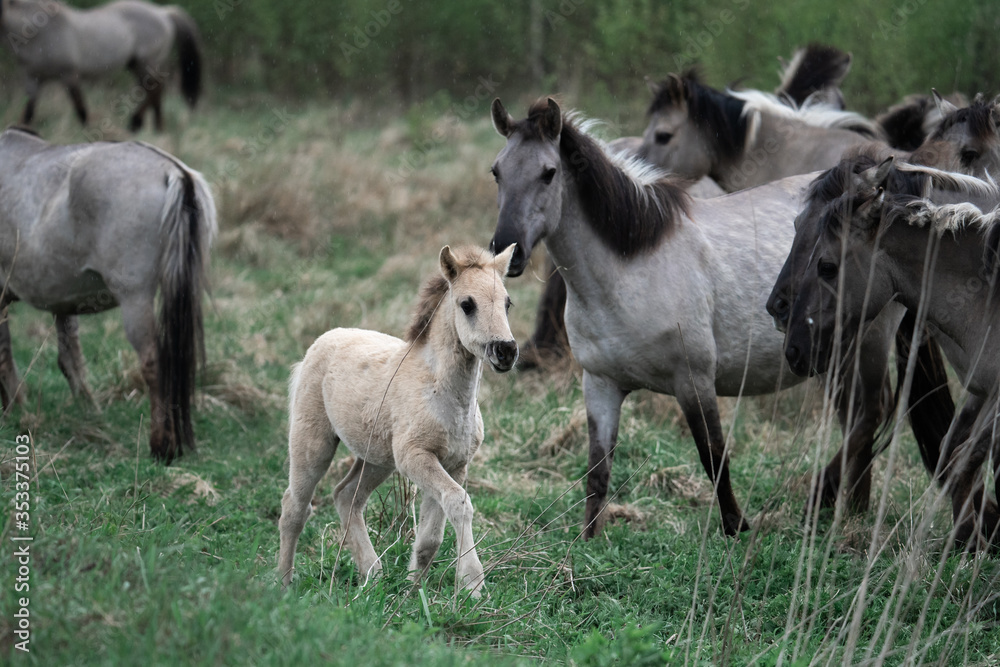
left=2, top=20, right=1000, bottom=598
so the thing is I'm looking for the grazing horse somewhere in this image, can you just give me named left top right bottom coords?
left=771, top=151, right=1000, bottom=546
left=0, top=127, right=216, bottom=462
left=278, top=245, right=518, bottom=597
left=1, top=0, right=202, bottom=131
left=488, top=97, right=830, bottom=537
left=637, top=70, right=881, bottom=192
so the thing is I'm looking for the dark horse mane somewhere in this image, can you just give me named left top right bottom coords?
left=516, top=99, right=690, bottom=258
left=405, top=246, right=493, bottom=343
left=928, top=94, right=997, bottom=143
left=648, top=69, right=748, bottom=162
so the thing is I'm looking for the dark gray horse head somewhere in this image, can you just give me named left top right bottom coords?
left=489, top=97, right=565, bottom=277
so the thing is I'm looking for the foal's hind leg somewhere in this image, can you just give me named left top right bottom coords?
left=55, top=314, right=95, bottom=405
left=677, top=382, right=750, bottom=536
left=277, top=409, right=341, bottom=587
left=332, top=457, right=394, bottom=584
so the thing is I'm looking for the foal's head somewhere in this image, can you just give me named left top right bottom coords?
left=409, top=245, right=518, bottom=373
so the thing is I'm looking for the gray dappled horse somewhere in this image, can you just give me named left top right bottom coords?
left=0, top=128, right=216, bottom=462
left=1, top=0, right=202, bottom=130
left=772, top=150, right=1000, bottom=548
left=489, top=97, right=822, bottom=537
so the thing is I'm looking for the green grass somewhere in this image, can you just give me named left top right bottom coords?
left=1, top=92, right=999, bottom=665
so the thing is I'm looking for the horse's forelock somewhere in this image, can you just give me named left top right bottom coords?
left=647, top=70, right=698, bottom=115
left=931, top=97, right=997, bottom=143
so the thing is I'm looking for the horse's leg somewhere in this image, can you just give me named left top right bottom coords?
left=582, top=371, right=627, bottom=539
left=332, top=457, right=393, bottom=585
left=396, top=449, right=484, bottom=597
left=520, top=259, right=568, bottom=369
left=65, top=82, right=88, bottom=126
left=946, top=404, right=996, bottom=548
left=118, top=297, right=173, bottom=460
left=21, top=77, right=41, bottom=125
left=0, top=303, right=25, bottom=410
left=55, top=314, right=95, bottom=405
left=128, top=62, right=165, bottom=132
left=676, top=382, right=750, bottom=536
left=408, top=490, right=447, bottom=583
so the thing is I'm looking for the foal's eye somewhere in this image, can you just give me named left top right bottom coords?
left=541, top=167, right=557, bottom=185
left=961, top=149, right=980, bottom=166
left=655, top=131, right=673, bottom=145
left=505, top=296, right=512, bottom=313
left=460, top=298, right=477, bottom=316
left=818, top=261, right=838, bottom=281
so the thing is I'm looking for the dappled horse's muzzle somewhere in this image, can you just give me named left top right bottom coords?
left=490, top=237, right=527, bottom=277
left=486, top=340, right=519, bottom=372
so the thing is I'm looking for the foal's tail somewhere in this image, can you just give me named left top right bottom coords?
left=168, top=7, right=202, bottom=108
left=156, top=163, right=217, bottom=463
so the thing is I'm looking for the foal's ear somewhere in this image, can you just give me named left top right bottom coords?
left=493, top=243, right=517, bottom=278
left=440, top=245, right=461, bottom=282
left=492, top=98, right=514, bottom=138
left=932, top=89, right=958, bottom=117
left=539, top=98, right=562, bottom=141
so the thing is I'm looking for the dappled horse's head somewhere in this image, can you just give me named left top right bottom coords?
left=913, top=92, right=1000, bottom=179
left=489, top=97, right=565, bottom=277
left=430, top=244, right=518, bottom=372
left=769, top=153, right=897, bottom=377
left=638, top=71, right=739, bottom=180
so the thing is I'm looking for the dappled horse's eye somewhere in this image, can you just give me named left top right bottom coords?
left=960, top=149, right=980, bottom=167
left=461, top=297, right=477, bottom=316
left=655, top=131, right=673, bottom=145
left=818, top=261, right=838, bottom=281
left=490, top=166, right=500, bottom=183
left=541, top=167, right=556, bottom=185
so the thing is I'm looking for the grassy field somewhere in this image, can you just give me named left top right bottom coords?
left=1, top=89, right=999, bottom=665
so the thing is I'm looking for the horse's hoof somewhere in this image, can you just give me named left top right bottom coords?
left=723, top=514, right=751, bottom=536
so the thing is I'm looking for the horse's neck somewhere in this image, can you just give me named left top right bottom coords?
left=0, top=131, right=50, bottom=167
left=714, top=115, right=866, bottom=191
left=423, top=304, right=482, bottom=401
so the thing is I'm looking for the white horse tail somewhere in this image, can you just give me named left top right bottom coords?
left=166, top=6, right=202, bottom=108
left=156, top=163, right=216, bottom=462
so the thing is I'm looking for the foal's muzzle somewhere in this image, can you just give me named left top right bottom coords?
left=487, top=340, right=519, bottom=373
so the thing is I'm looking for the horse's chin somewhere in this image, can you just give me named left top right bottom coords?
left=488, top=358, right=516, bottom=374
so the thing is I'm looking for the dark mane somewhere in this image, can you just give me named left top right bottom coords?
left=404, top=246, right=491, bottom=343
left=648, top=70, right=748, bottom=161
left=520, top=100, right=690, bottom=257
left=876, top=94, right=936, bottom=151
left=808, top=144, right=925, bottom=209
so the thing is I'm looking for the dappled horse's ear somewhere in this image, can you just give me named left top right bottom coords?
left=493, top=243, right=516, bottom=278
left=539, top=98, right=562, bottom=142
left=854, top=156, right=894, bottom=191
left=645, top=76, right=661, bottom=96
left=492, top=99, right=514, bottom=138
left=853, top=188, right=886, bottom=231
left=440, top=245, right=461, bottom=282
left=932, top=89, right=958, bottom=118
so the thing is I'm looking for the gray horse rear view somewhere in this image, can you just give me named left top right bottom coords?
left=1, top=0, right=202, bottom=130
left=0, top=127, right=216, bottom=462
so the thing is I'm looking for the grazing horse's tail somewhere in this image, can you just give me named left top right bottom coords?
left=156, top=163, right=217, bottom=463
left=167, top=7, right=202, bottom=108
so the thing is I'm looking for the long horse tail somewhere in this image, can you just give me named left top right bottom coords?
left=156, top=161, right=217, bottom=462
left=167, top=6, right=202, bottom=108
left=893, top=310, right=954, bottom=479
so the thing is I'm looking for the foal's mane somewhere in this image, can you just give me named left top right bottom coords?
left=517, top=99, right=691, bottom=257
left=404, top=246, right=493, bottom=343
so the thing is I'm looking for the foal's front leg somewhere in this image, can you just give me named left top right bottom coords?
left=397, top=448, right=484, bottom=597
left=582, top=371, right=627, bottom=539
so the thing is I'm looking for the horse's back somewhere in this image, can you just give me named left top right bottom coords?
left=295, top=328, right=407, bottom=467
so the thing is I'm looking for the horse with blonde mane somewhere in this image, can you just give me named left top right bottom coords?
left=278, top=245, right=518, bottom=597
left=1, top=0, right=202, bottom=130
